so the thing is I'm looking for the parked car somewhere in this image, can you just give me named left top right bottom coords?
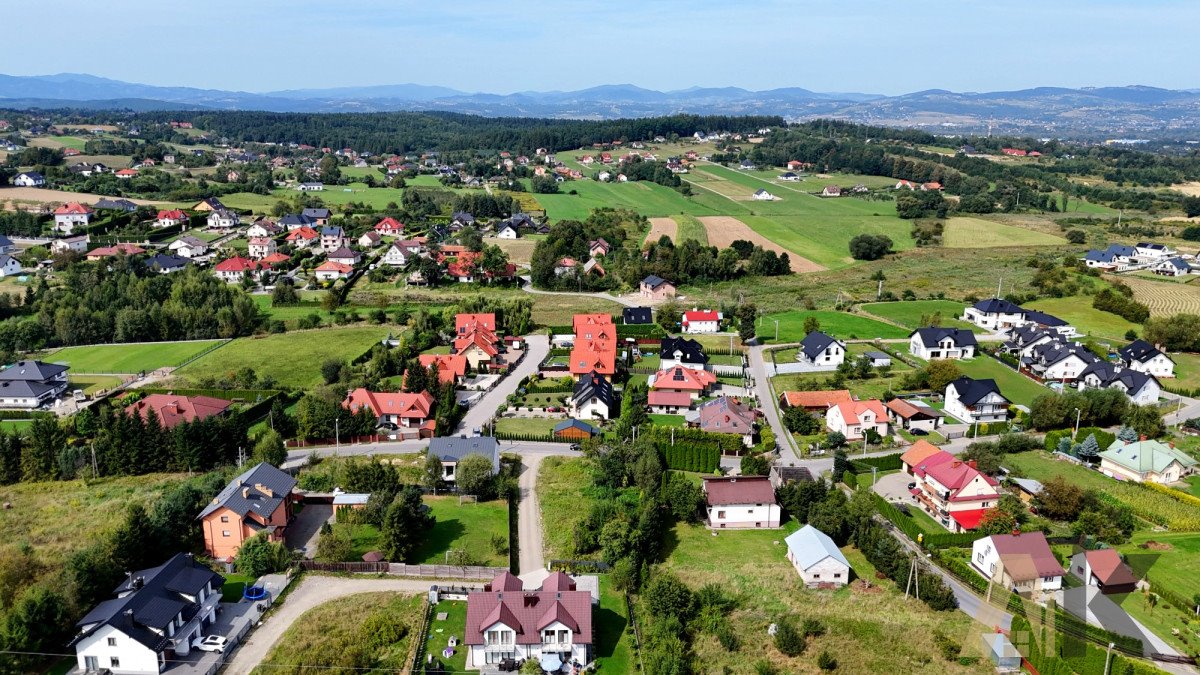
left=569, top=443, right=581, bottom=452
left=192, top=635, right=228, bottom=653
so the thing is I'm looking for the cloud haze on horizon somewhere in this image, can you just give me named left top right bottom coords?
left=3, top=0, right=1196, bottom=95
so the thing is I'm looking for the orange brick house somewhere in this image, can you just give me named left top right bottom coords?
left=198, top=462, right=297, bottom=561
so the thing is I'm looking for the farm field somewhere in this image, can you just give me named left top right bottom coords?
left=0, top=186, right=164, bottom=206
left=176, top=326, right=388, bottom=387
left=859, top=300, right=971, bottom=330
left=43, top=339, right=226, bottom=373
left=942, top=217, right=1067, bottom=248
left=699, top=215, right=824, bottom=272
left=251, top=592, right=423, bottom=675
left=953, top=357, right=1048, bottom=408
left=1117, top=275, right=1200, bottom=317
left=673, top=213, right=708, bottom=244
left=487, top=235, right=538, bottom=266
left=44, top=135, right=90, bottom=151
left=1023, top=296, right=1139, bottom=340
left=533, top=178, right=714, bottom=221
left=761, top=309, right=910, bottom=343
left=645, top=216, right=677, bottom=243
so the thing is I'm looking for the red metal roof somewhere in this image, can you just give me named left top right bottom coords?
left=647, top=390, right=692, bottom=407
left=465, top=573, right=592, bottom=647
left=949, top=509, right=989, bottom=531
left=683, top=310, right=720, bottom=323
left=702, top=476, right=776, bottom=506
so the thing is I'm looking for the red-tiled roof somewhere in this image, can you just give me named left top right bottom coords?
left=285, top=226, right=319, bottom=241
left=375, top=217, right=404, bottom=232
left=697, top=396, right=757, bottom=435
left=831, top=399, right=887, bottom=426
left=342, top=388, right=434, bottom=420
left=647, top=390, right=692, bottom=407
left=912, top=450, right=955, bottom=479
left=260, top=253, right=291, bottom=264
left=315, top=261, right=352, bottom=274
left=651, top=366, right=716, bottom=392
left=702, top=476, right=777, bottom=506
left=55, top=202, right=92, bottom=215
left=87, top=243, right=145, bottom=258
left=572, top=313, right=613, bottom=335
left=683, top=310, right=720, bottom=323
left=454, top=328, right=500, bottom=357
left=157, top=209, right=186, bottom=220
left=418, top=354, right=468, bottom=384
left=456, top=313, right=496, bottom=334
left=780, top=389, right=852, bottom=409
left=125, top=394, right=231, bottom=429
left=569, top=341, right=616, bottom=376
left=214, top=256, right=261, bottom=272
left=900, top=440, right=944, bottom=468
left=923, top=458, right=999, bottom=499
left=1084, top=549, right=1138, bottom=587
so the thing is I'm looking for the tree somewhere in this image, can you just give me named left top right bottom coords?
left=773, top=618, right=806, bottom=657
left=1035, top=476, right=1086, bottom=521
left=740, top=453, right=770, bottom=476
left=924, top=359, right=962, bottom=393
left=456, top=453, right=496, bottom=499
left=381, top=486, right=435, bottom=561
left=235, top=532, right=289, bottom=577
left=817, top=651, right=838, bottom=671
left=1074, top=433, right=1100, bottom=463
left=1184, top=196, right=1200, bottom=219
left=802, top=316, right=821, bottom=335
left=320, top=358, right=345, bottom=385
left=645, top=574, right=694, bottom=623
left=252, top=429, right=287, bottom=467
left=1065, top=229, right=1086, bottom=244
left=737, top=303, right=757, bottom=344
left=423, top=452, right=444, bottom=491
left=271, top=278, right=299, bottom=305
left=848, top=234, right=893, bottom=261
left=825, top=431, right=846, bottom=449
left=783, top=407, right=821, bottom=435
left=977, top=507, right=1017, bottom=535
left=1117, top=425, right=1139, bottom=443
left=1122, top=404, right=1166, bottom=439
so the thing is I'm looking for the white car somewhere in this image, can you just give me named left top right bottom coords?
left=192, top=635, right=228, bottom=653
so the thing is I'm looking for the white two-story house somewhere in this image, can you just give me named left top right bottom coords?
left=465, top=571, right=592, bottom=668
left=797, top=331, right=845, bottom=369
left=909, top=327, right=978, bottom=360
left=944, top=376, right=1009, bottom=424
left=971, top=532, right=1064, bottom=600
left=825, top=399, right=888, bottom=441
left=1119, top=339, right=1175, bottom=378
left=961, top=298, right=1026, bottom=332
left=702, top=476, right=781, bottom=529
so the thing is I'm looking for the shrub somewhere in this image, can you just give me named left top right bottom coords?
left=773, top=619, right=806, bottom=657
left=817, top=651, right=838, bottom=671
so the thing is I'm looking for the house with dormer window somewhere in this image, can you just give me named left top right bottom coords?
left=465, top=571, right=592, bottom=668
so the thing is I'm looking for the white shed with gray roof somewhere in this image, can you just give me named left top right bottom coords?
left=783, top=524, right=851, bottom=587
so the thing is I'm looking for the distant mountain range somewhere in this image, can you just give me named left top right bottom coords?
left=1, top=73, right=1199, bottom=137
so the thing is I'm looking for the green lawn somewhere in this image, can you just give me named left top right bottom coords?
left=594, top=576, right=634, bottom=674
left=43, top=340, right=226, bottom=374
left=176, top=327, right=389, bottom=387
left=859, top=300, right=972, bottom=330
left=411, top=496, right=509, bottom=567
left=1118, top=530, right=1200, bottom=603
left=942, top=217, right=1067, bottom=248
left=0, top=420, right=32, bottom=434
left=427, top=598, right=467, bottom=674
left=48, top=135, right=90, bottom=151
left=954, top=357, right=1049, bottom=408
left=1023, top=297, right=1139, bottom=341
left=648, top=414, right=686, bottom=427
left=1170, top=353, right=1200, bottom=392
left=69, top=375, right=123, bottom=395
left=221, top=572, right=255, bottom=602
left=536, top=179, right=715, bottom=221
left=493, top=416, right=561, bottom=436
left=762, top=310, right=909, bottom=343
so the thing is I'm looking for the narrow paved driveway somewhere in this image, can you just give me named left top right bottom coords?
left=456, top=335, right=549, bottom=435
left=222, top=576, right=480, bottom=675
left=520, top=278, right=638, bottom=308
left=518, top=452, right=547, bottom=576
left=285, top=504, right=332, bottom=559
left=748, top=344, right=800, bottom=465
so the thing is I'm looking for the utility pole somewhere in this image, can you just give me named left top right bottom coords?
left=877, top=279, right=883, bottom=300
left=335, top=417, right=340, bottom=456
left=1073, top=408, right=1081, bottom=442
left=774, top=320, right=779, bottom=342
left=237, top=446, right=245, bottom=467
left=996, top=277, right=1003, bottom=299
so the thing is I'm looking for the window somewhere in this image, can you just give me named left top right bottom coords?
left=222, top=530, right=230, bottom=537
left=833, top=573, right=841, bottom=579
left=220, top=516, right=229, bottom=523
left=716, top=510, right=725, bottom=519
left=107, top=637, right=117, bottom=647
left=110, top=658, right=121, bottom=668
left=812, top=574, right=820, bottom=579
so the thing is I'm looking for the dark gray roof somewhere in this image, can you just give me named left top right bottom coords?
left=947, top=376, right=1007, bottom=406
left=971, top=298, right=1024, bottom=314
left=623, top=307, right=653, bottom=324
left=641, top=275, right=672, bottom=290
left=95, top=197, right=138, bottom=211
left=1024, top=310, right=1067, bottom=327
left=660, top=336, right=707, bottom=364
left=279, top=213, right=313, bottom=227
left=864, top=350, right=892, bottom=360
left=554, top=419, right=599, bottom=435
left=0, top=235, right=12, bottom=247
left=147, top=253, right=190, bottom=270
left=72, top=553, right=223, bottom=652
left=302, top=208, right=331, bottom=219
left=1120, top=339, right=1166, bottom=364
left=201, top=197, right=226, bottom=209
left=910, top=327, right=978, bottom=349
left=197, top=462, right=296, bottom=520
left=320, top=226, right=345, bottom=237
left=451, top=211, right=475, bottom=223
left=0, top=379, right=57, bottom=399
left=428, top=436, right=499, bottom=462
left=800, top=331, right=841, bottom=361
left=572, top=371, right=614, bottom=408
left=1081, top=361, right=1158, bottom=394
left=1032, top=341, right=1098, bottom=368
left=0, top=360, right=67, bottom=382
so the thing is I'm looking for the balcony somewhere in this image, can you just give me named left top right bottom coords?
left=168, top=591, right=221, bottom=650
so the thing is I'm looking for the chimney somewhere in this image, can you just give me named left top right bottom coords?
left=257, top=484, right=274, bottom=498
left=242, top=487, right=249, bottom=499
left=967, top=460, right=978, bottom=470
left=1169, top=442, right=1176, bottom=449
left=951, top=460, right=962, bottom=468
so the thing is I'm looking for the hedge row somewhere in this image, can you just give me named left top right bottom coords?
left=0, top=410, right=54, bottom=421
left=493, top=432, right=563, bottom=443
left=851, top=453, right=903, bottom=472
left=1043, top=426, right=1115, bottom=453
left=869, top=493, right=982, bottom=549
left=660, top=443, right=720, bottom=473
left=645, top=426, right=745, bottom=453
left=1144, top=480, right=1200, bottom=509
left=616, top=324, right=666, bottom=338
left=137, top=387, right=282, bottom=401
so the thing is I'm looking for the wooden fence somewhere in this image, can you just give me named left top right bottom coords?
left=295, top=560, right=506, bottom=579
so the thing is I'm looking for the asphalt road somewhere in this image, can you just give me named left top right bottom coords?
left=455, top=334, right=549, bottom=435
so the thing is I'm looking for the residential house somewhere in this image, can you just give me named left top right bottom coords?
left=496, top=222, right=520, bottom=239
left=821, top=185, right=842, bottom=197
left=382, top=239, right=422, bottom=267
left=659, top=336, right=708, bottom=370
left=374, top=217, right=404, bottom=236
left=455, top=313, right=502, bottom=371
left=86, top=244, right=145, bottom=261
left=343, top=388, right=435, bottom=435
left=301, top=207, right=331, bottom=224
left=825, top=399, right=888, bottom=441
left=53, top=202, right=93, bottom=234
left=1135, top=242, right=1173, bottom=260
left=910, top=452, right=1001, bottom=532
left=358, top=231, right=383, bottom=248
left=247, top=237, right=277, bottom=260
left=553, top=419, right=600, bottom=440
left=797, top=331, right=845, bottom=369
left=320, top=226, right=349, bottom=252
left=944, top=377, right=1009, bottom=424
left=862, top=351, right=892, bottom=367
left=622, top=307, right=653, bottom=325
left=1082, top=244, right=1138, bottom=271
left=0, top=360, right=69, bottom=408
left=778, top=389, right=853, bottom=413
left=971, top=532, right=1064, bottom=599
left=450, top=212, right=475, bottom=229
left=588, top=238, right=611, bottom=257
left=1099, top=437, right=1197, bottom=484
left=1003, top=325, right=1058, bottom=358
left=417, top=354, right=468, bottom=385
left=787, top=160, right=805, bottom=171
left=1025, top=310, right=1075, bottom=337
left=206, top=209, right=239, bottom=230
left=554, top=257, right=579, bottom=277
left=701, top=476, right=781, bottom=529
left=51, top=234, right=90, bottom=255
left=146, top=253, right=190, bottom=274
left=154, top=209, right=188, bottom=229
left=125, top=394, right=231, bottom=429
left=908, top=327, right=977, bottom=360
left=327, top=247, right=361, bottom=266
left=464, top=571, right=592, bottom=668
left=1023, top=340, right=1097, bottom=382
left=752, top=189, right=775, bottom=201
left=297, top=182, right=324, bottom=191
left=682, top=310, right=721, bottom=334
left=639, top=275, right=676, bottom=301
left=687, top=396, right=757, bottom=446
left=0, top=255, right=20, bottom=277
left=571, top=371, right=614, bottom=419
left=114, top=169, right=138, bottom=179
left=899, top=440, right=944, bottom=476
left=885, top=398, right=943, bottom=433
left=961, top=298, right=1027, bottom=331
left=279, top=213, right=315, bottom=230
left=168, top=236, right=208, bottom=259
left=198, top=462, right=296, bottom=560
left=284, top=226, right=319, bottom=248
left=1076, top=362, right=1161, bottom=405
left=428, top=437, right=499, bottom=485
left=0, top=235, right=15, bottom=255
left=70, top=553, right=224, bottom=674
left=245, top=220, right=281, bottom=238
left=1119, top=339, right=1175, bottom=378
left=213, top=256, right=262, bottom=282
left=1153, top=258, right=1192, bottom=277
left=314, top=260, right=352, bottom=281
left=13, top=171, right=45, bottom=187
left=783, top=525, right=851, bottom=588
left=650, top=366, right=717, bottom=401
left=1069, top=549, right=1138, bottom=594
left=778, top=172, right=800, bottom=181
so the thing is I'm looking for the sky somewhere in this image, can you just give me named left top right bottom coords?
left=2, top=0, right=1197, bottom=95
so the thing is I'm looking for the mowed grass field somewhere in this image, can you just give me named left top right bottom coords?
left=673, top=214, right=708, bottom=244
left=954, top=357, right=1049, bottom=408
left=534, top=179, right=713, bottom=221
left=1118, top=275, right=1200, bottom=317
left=177, top=326, right=388, bottom=387
left=859, top=300, right=971, bottom=330
left=1023, top=296, right=1139, bottom=340
left=412, top=496, right=510, bottom=567
left=43, top=340, right=226, bottom=373
left=942, top=217, right=1067, bottom=248
left=762, top=310, right=910, bottom=343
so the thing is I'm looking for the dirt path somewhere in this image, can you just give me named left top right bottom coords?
left=697, top=215, right=826, bottom=273
left=646, top=217, right=678, bottom=243
left=518, top=453, right=546, bottom=576
left=0, top=186, right=165, bottom=206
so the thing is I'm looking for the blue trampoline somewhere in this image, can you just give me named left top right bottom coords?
left=243, top=585, right=268, bottom=601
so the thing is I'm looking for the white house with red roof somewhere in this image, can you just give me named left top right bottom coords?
left=825, top=399, right=888, bottom=441
left=54, top=202, right=93, bottom=234
left=464, top=571, right=593, bottom=668
left=247, top=237, right=277, bottom=260
left=682, top=310, right=721, bottom=334
left=910, top=451, right=1000, bottom=532
left=285, top=226, right=319, bottom=249
left=342, top=387, right=435, bottom=436
left=154, top=209, right=187, bottom=228
left=701, top=476, right=781, bottom=529
left=971, top=531, right=1064, bottom=599
left=374, top=217, right=404, bottom=236
left=213, top=256, right=262, bottom=282
left=649, top=366, right=717, bottom=401
left=417, top=354, right=468, bottom=385
left=314, top=260, right=352, bottom=281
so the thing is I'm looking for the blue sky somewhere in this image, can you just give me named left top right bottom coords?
left=4, top=0, right=1196, bottom=94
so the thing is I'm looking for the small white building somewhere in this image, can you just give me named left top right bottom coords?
left=496, top=223, right=520, bottom=239
left=909, top=327, right=977, bottom=360
left=797, top=331, right=845, bottom=369
left=297, top=182, right=324, bottom=191
left=13, top=171, right=45, bottom=187
left=51, top=234, right=90, bottom=255
left=701, top=476, right=781, bottom=529
left=169, top=236, right=208, bottom=259
left=53, top=202, right=93, bottom=234
left=783, top=525, right=851, bottom=588
left=752, top=189, right=776, bottom=201
left=961, top=298, right=1026, bottom=332
left=206, top=209, right=239, bottom=230
left=0, top=255, right=21, bottom=277
left=570, top=372, right=613, bottom=420
left=681, top=310, right=721, bottom=334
